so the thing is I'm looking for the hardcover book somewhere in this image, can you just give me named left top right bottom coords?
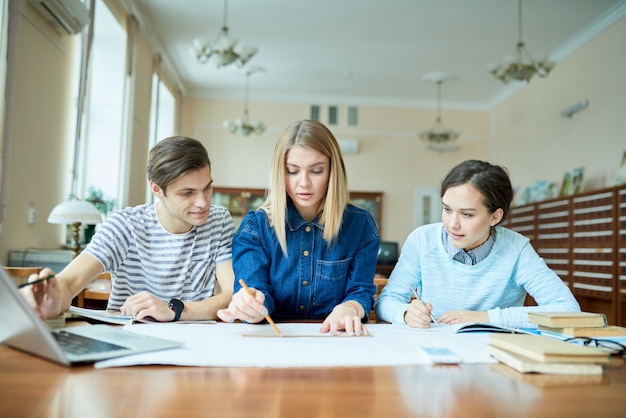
left=489, top=334, right=610, bottom=364
left=560, top=167, right=585, bottom=196
left=538, top=325, right=626, bottom=338
left=492, top=362, right=605, bottom=387
left=486, top=344, right=603, bottom=375
left=528, top=311, right=607, bottom=328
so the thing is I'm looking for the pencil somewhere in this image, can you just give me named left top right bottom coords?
left=408, top=284, right=438, bottom=326
left=238, top=279, right=282, bottom=337
left=18, top=275, right=55, bottom=289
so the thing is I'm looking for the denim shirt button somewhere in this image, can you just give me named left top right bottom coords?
left=303, top=250, right=309, bottom=256
left=298, top=305, right=305, bottom=311
left=305, top=226, right=311, bottom=232
left=302, top=280, right=309, bottom=286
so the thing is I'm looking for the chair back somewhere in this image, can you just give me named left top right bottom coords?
left=76, top=272, right=111, bottom=308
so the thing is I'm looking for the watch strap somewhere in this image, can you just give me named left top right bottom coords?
left=168, top=298, right=184, bottom=322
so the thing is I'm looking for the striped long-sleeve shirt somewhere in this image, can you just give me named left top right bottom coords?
left=84, top=203, right=234, bottom=310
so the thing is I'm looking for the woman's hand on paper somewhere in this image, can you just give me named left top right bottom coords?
left=438, top=310, right=488, bottom=324
left=217, top=287, right=267, bottom=324
left=320, top=302, right=368, bottom=336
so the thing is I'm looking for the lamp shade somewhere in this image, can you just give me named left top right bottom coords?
left=47, top=199, right=103, bottom=225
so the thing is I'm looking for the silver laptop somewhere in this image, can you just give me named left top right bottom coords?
left=0, top=264, right=183, bottom=366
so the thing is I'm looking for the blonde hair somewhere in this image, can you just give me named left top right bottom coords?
left=261, top=120, right=350, bottom=255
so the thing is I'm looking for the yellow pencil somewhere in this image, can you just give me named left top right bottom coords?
left=238, top=279, right=282, bottom=337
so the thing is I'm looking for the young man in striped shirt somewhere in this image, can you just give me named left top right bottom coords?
left=22, top=136, right=236, bottom=322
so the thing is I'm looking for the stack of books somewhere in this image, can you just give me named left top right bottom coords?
left=486, top=333, right=610, bottom=375
left=528, top=311, right=626, bottom=337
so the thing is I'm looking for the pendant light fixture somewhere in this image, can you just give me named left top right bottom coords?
left=419, top=72, right=460, bottom=151
left=190, top=0, right=258, bottom=68
left=223, top=67, right=266, bottom=136
left=488, top=0, right=555, bottom=83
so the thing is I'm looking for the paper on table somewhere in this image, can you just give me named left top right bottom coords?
left=68, top=306, right=135, bottom=325
left=242, top=333, right=373, bottom=337
left=67, top=306, right=217, bottom=325
left=94, top=323, right=496, bottom=368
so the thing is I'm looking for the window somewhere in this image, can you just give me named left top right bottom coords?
left=147, top=71, right=176, bottom=202
left=309, top=104, right=320, bottom=121
left=76, top=0, right=127, bottom=209
left=348, top=106, right=358, bottom=126
left=0, top=0, right=11, bottom=223
left=149, top=72, right=176, bottom=148
left=328, top=105, right=338, bottom=125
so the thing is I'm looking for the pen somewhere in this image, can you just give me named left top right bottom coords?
left=238, top=279, right=283, bottom=337
left=18, top=275, right=55, bottom=289
left=408, top=284, right=438, bottom=326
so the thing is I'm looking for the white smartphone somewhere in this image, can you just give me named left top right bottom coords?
left=419, top=346, right=461, bottom=364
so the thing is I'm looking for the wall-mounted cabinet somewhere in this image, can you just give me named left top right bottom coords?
left=504, top=183, right=626, bottom=326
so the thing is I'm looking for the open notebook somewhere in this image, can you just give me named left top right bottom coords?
left=0, top=264, right=182, bottom=366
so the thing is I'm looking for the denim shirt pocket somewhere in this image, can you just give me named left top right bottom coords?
left=312, top=258, right=352, bottom=309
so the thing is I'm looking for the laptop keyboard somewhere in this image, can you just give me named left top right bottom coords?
left=53, top=330, right=126, bottom=355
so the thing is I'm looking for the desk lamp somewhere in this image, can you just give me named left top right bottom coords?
left=48, top=199, right=103, bottom=258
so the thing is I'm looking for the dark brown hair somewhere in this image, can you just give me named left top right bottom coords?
left=440, top=159, right=513, bottom=225
left=146, top=136, right=211, bottom=194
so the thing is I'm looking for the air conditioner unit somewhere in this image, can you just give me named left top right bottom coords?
left=28, top=0, right=89, bottom=35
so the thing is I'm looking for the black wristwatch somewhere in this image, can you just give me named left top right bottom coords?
left=168, top=298, right=184, bottom=322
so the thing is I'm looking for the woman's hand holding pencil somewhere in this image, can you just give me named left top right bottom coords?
left=405, top=285, right=438, bottom=328
left=217, top=279, right=283, bottom=337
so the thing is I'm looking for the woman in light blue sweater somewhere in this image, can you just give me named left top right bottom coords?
left=374, top=160, right=580, bottom=329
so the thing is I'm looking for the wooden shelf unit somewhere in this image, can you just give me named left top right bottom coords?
left=212, top=187, right=267, bottom=229
left=504, top=183, right=626, bottom=326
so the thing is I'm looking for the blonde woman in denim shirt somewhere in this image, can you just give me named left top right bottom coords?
left=218, top=120, right=379, bottom=335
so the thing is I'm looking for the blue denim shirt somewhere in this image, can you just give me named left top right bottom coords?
left=233, top=201, right=379, bottom=321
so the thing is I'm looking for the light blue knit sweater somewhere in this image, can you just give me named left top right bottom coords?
left=374, top=224, right=580, bottom=328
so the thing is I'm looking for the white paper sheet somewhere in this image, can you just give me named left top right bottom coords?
left=94, top=322, right=496, bottom=368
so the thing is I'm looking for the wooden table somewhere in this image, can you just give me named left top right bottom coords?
left=1, top=345, right=624, bottom=417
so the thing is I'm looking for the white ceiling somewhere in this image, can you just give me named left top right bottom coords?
left=127, top=0, right=625, bottom=110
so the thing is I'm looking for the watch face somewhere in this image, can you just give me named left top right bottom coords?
left=169, top=299, right=184, bottom=311
left=169, top=299, right=184, bottom=321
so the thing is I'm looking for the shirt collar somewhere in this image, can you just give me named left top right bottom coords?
left=441, top=225, right=494, bottom=266
left=286, top=200, right=322, bottom=231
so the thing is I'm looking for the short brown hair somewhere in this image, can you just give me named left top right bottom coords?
left=146, top=136, right=211, bottom=193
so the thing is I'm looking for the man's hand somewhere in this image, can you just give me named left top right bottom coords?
left=19, top=268, right=62, bottom=319
left=121, top=291, right=177, bottom=322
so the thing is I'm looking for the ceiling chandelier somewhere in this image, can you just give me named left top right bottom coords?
left=224, top=67, right=266, bottom=136
left=488, top=0, right=555, bottom=83
left=190, top=0, right=258, bottom=68
left=419, top=72, right=460, bottom=151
